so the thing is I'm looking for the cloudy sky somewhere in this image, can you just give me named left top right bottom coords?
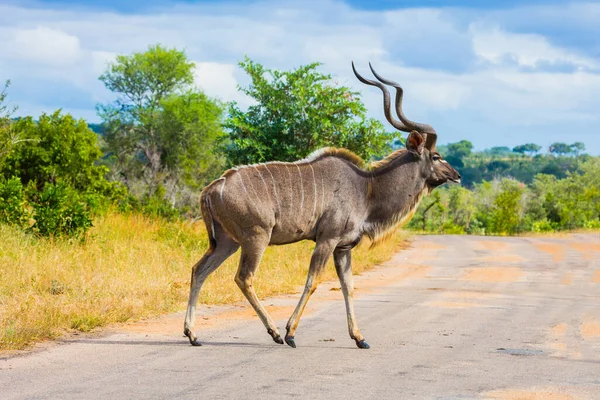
left=1, top=0, right=599, bottom=153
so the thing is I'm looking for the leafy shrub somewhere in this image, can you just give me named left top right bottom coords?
left=441, top=222, right=465, bottom=234
left=141, top=195, right=181, bottom=220
left=532, top=219, right=558, bottom=233
left=0, top=176, right=28, bottom=226
left=584, top=219, right=600, bottom=230
left=27, top=182, right=93, bottom=238
left=489, top=179, right=525, bottom=234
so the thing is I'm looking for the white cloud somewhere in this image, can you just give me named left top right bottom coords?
left=471, top=25, right=598, bottom=71
left=0, top=1, right=598, bottom=153
left=11, top=26, right=82, bottom=66
left=193, top=61, right=251, bottom=107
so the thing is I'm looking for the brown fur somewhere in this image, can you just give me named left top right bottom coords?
left=299, top=147, right=367, bottom=168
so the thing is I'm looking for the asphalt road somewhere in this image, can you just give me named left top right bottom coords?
left=2, top=234, right=600, bottom=399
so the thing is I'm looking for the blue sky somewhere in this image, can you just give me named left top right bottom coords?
left=1, top=0, right=599, bottom=154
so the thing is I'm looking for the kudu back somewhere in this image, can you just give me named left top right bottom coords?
left=184, top=62, right=461, bottom=349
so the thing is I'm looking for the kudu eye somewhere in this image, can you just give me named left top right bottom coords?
left=432, top=154, right=441, bottom=161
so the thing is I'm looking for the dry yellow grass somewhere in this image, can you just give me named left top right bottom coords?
left=0, top=212, right=410, bottom=351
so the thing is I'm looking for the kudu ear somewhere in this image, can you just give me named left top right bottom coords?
left=406, top=130, right=425, bottom=156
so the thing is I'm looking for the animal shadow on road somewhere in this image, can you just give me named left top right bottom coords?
left=64, top=338, right=355, bottom=350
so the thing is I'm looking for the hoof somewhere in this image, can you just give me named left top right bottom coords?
left=267, top=328, right=284, bottom=345
left=355, top=339, right=370, bottom=349
left=184, top=328, right=202, bottom=346
left=285, top=335, right=296, bottom=348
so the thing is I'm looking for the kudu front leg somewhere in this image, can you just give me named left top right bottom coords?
left=235, top=236, right=284, bottom=345
left=334, top=248, right=369, bottom=349
left=285, top=240, right=336, bottom=348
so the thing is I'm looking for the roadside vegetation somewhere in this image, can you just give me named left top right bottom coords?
left=409, top=142, right=600, bottom=235
left=1, top=43, right=598, bottom=350
left=0, top=213, right=407, bottom=350
left=0, top=45, right=403, bottom=351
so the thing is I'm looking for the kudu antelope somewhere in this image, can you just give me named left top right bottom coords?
left=184, top=62, right=461, bottom=349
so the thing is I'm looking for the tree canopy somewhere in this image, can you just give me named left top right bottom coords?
left=98, top=44, right=226, bottom=207
left=1, top=80, right=20, bottom=164
left=223, top=57, right=395, bottom=165
left=2, top=111, right=113, bottom=194
left=513, top=143, right=541, bottom=155
left=443, top=140, right=473, bottom=168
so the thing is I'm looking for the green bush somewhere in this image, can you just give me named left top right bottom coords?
left=0, top=176, right=28, bottom=226
left=489, top=179, right=525, bottom=234
left=532, top=219, right=558, bottom=233
left=409, top=157, right=599, bottom=236
left=27, top=182, right=93, bottom=238
left=441, top=222, right=465, bottom=234
left=584, top=219, right=600, bottom=230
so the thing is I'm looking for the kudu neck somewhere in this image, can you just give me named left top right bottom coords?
left=365, top=151, right=428, bottom=227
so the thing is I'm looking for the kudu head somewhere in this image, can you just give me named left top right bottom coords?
left=352, top=62, right=461, bottom=188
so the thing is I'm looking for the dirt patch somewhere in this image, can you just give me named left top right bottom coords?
left=478, top=255, right=526, bottom=263
left=561, top=274, right=573, bottom=285
left=441, top=291, right=499, bottom=300
left=416, top=241, right=446, bottom=251
left=462, top=267, right=523, bottom=283
left=351, top=264, right=431, bottom=295
left=425, top=290, right=500, bottom=308
left=580, top=318, right=600, bottom=339
left=547, top=323, right=569, bottom=358
left=551, top=323, right=568, bottom=336
left=485, top=388, right=576, bottom=400
left=569, top=242, right=600, bottom=261
left=424, top=301, right=479, bottom=308
left=534, top=243, right=566, bottom=262
left=548, top=342, right=568, bottom=352
left=569, top=242, right=600, bottom=252
left=477, top=241, right=510, bottom=252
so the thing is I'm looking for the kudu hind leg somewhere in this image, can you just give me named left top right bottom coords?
left=334, top=248, right=369, bottom=349
left=184, top=234, right=239, bottom=346
left=235, top=237, right=284, bottom=345
left=285, top=240, right=336, bottom=348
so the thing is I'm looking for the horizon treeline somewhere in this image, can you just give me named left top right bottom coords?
left=1, top=44, right=599, bottom=238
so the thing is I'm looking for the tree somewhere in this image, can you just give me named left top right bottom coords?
left=0, top=80, right=14, bottom=123
left=224, top=57, right=395, bottom=165
left=444, top=140, right=473, bottom=168
left=513, top=143, right=541, bottom=156
left=448, top=185, right=475, bottom=231
left=98, top=44, right=226, bottom=205
left=1, top=110, right=120, bottom=237
left=549, top=142, right=571, bottom=156
left=570, top=142, right=585, bottom=156
left=487, top=146, right=512, bottom=157
left=0, top=80, right=23, bottom=164
left=1, top=110, right=117, bottom=197
left=488, top=179, right=525, bottom=234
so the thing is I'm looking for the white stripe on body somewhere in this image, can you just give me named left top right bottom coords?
left=320, top=172, right=325, bottom=215
left=264, top=165, right=281, bottom=214
left=219, top=177, right=226, bottom=203
left=239, top=168, right=260, bottom=211
left=285, top=164, right=293, bottom=212
left=254, top=165, right=272, bottom=205
left=309, top=164, right=317, bottom=219
left=295, top=163, right=304, bottom=212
